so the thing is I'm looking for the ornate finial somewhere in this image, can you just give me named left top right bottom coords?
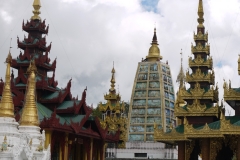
left=146, top=27, right=162, bottom=61
left=0, top=52, right=14, bottom=118
left=20, top=60, right=39, bottom=126
left=197, top=0, right=204, bottom=27
left=110, top=63, right=116, bottom=92
left=31, top=0, right=41, bottom=20
left=176, top=49, right=186, bottom=88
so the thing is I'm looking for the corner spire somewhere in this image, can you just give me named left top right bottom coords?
left=197, top=0, right=204, bottom=27
left=110, top=62, right=116, bottom=92
left=146, top=27, right=162, bottom=61
left=20, top=60, right=39, bottom=126
left=176, top=49, right=186, bottom=88
left=0, top=52, right=14, bottom=118
left=31, top=0, right=41, bottom=20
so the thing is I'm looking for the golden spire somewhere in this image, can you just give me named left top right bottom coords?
left=176, top=49, right=186, bottom=88
left=0, top=52, right=14, bottom=118
left=20, top=60, right=39, bottom=126
left=110, top=62, right=116, bottom=92
left=197, top=0, right=204, bottom=28
left=146, top=27, right=162, bottom=61
left=31, top=0, right=41, bottom=20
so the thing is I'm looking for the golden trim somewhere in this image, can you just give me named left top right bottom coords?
left=189, top=54, right=212, bottom=68
left=186, top=68, right=214, bottom=84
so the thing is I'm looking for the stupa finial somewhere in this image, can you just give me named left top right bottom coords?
left=176, top=49, right=186, bottom=88
left=0, top=51, right=14, bottom=118
left=197, top=0, right=204, bottom=27
left=110, top=62, right=116, bottom=92
left=20, top=60, right=39, bottom=126
left=31, top=0, right=41, bottom=20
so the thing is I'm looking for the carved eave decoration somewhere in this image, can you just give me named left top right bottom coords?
left=99, top=100, right=125, bottom=113
left=175, top=99, right=220, bottom=117
left=189, top=55, right=213, bottom=69
left=220, top=116, right=240, bottom=135
left=104, top=93, right=121, bottom=101
left=154, top=128, right=188, bottom=142
left=186, top=68, right=214, bottom=84
left=223, top=81, right=240, bottom=101
left=185, top=122, right=223, bottom=138
left=191, top=42, right=210, bottom=54
left=180, top=83, right=218, bottom=101
left=193, top=31, right=208, bottom=41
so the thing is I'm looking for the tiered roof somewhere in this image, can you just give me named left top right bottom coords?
left=0, top=0, right=120, bottom=155
left=99, top=66, right=127, bottom=148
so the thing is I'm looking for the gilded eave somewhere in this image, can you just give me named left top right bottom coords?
left=98, top=101, right=125, bottom=112
left=193, top=31, right=208, bottom=42
left=220, top=117, right=240, bottom=135
left=174, top=100, right=220, bottom=117
left=184, top=123, right=223, bottom=138
left=186, top=68, right=214, bottom=84
left=189, top=55, right=212, bottom=68
left=154, top=128, right=188, bottom=142
left=180, top=83, right=218, bottom=102
left=191, top=43, right=210, bottom=55
left=223, top=81, right=240, bottom=101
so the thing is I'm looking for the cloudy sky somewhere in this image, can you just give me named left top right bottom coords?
left=0, top=0, right=240, bottom=114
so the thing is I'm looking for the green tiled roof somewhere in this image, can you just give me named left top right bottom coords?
left=57, top=101, right=81, bottom=110
left=42, top=91, right=60, bottom=100
left=233, top=88, right=240, bottom=93
left=175, top=125, right=184, bottom=133
left=15, top=83, right=26, bottom=87
left=37, top=103, right=85, bottom=125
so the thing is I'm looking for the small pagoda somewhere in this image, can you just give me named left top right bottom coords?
left=98, top=66, right=128, bottom=148
left=0, top=0, right=120, bottom=159
left=154, top=0, right=240, bottom=159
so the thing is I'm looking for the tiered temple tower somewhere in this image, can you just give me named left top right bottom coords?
left=154, top=0, right=240, bottom=159
left=98, top=66, right=128, bottom=149
left=0, top=0, right=121, bottom=159
left=113, top=28, right=177, bottom=159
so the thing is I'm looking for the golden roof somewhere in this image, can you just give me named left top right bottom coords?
left=31, top=0, right=41, bottom=20
left=146, top=28, right=162, bottom=61
left=0, top=52, right=14, bottom=118
left=19, top=60, right=39, bottom=126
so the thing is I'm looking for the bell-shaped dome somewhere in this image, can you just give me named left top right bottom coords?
left=146, top=28, right=162, bottom=61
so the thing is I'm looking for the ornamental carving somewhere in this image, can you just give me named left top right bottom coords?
left=180, top=82, right=218, bottom=101
left=185, top=121, right=222, bottom=138
left=191, top=42, right=210, bottom=54
left=189, top=54, right=213, bottom=68
left=220, top=115, right=240, bottom=134
left=194, top=31, right=208, bottom=41
left=223, top=80, right=240, bottom=101
left=186, top=68, right=214, bottom=84
left=185, top=140, right=195, bottom=160
left=210, top=138, right=222, bottom=160
left=154, top=127, right=187, bottom=141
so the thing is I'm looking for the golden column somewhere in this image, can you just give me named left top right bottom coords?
left=64, top=133, right=69, bottom=160
left=90, top=138, right=93, bottom=160
left=0, top=52, right=14, bottom=118
left=237, top=136, right=240, bottom=160
left=19, top=60, right=39, bottom=126
left=44, top=130, right=52, bottom=149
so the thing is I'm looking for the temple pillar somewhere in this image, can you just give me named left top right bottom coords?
left=178, top=141, right=185, bottom=160
left=64, top=133, right=69, bottom=160
left=44, top=130, right=52, bottom=149
left=237, top=136, right=240, bottom=160
left=59, top=144, right=62, bottom=160
left=90, top=138, right=93, bottom=160
left=201, top=139, right=209, bottom=160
